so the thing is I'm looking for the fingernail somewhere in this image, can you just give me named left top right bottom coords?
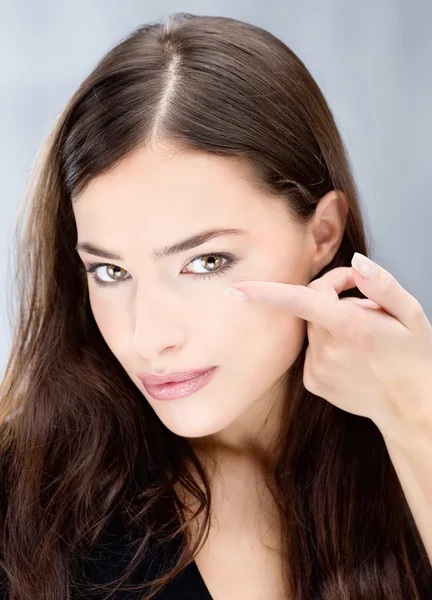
left=352, top=252, right=376, bottom=279
left=224, top=288, right=248, bottom=301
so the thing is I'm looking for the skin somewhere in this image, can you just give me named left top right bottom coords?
left=73, top=141, right=348, bottom=472
left=73, top=143, right=432, bottom=590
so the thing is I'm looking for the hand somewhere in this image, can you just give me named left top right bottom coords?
left=224, top=253, right=432, bottom=436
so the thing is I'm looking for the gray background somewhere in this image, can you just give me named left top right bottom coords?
left=1, top=1, right=431, bottom=379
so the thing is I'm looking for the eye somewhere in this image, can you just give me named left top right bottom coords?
left=183, top=253, right=235, bottom=279
left=84, top=252, right=238, bottom=288
left=85, top=264, right=128, bottom=287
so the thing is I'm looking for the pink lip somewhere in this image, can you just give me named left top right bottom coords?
left=137, top=367, right=215, bottom=386
left=139, top=367, right=218, bottom=401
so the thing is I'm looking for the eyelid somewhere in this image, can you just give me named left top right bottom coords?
left=83, top=250, right=231, bottom=273
left=84, top=251, right=239, bottom=286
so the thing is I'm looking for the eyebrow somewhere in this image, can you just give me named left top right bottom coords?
left=75, top=227, right=248, bottom=261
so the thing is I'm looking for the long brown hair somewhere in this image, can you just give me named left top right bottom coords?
left=0, top=13, right=430, bottom=599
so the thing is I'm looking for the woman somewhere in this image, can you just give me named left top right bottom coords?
left=0, top=12, right=431, bottom=600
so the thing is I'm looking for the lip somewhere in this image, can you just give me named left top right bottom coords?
left=137, top=366, right=216, bottom=386
left=139, top=366, right=218, bottom=401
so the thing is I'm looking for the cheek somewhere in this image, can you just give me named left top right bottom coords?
left=211, top=292, right=307, bottom=369
left=88, top=295, right=130, bottom=352
left=265, top=309, right=307, bottom=371
left=237, top=308, right=307, bottom=404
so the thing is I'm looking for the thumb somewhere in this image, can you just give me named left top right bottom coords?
left=351, top=253, right=424, bottom=329
left=339, top=297, right=382, bottom=310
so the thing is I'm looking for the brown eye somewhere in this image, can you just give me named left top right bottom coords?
left=182, top=253, right=237, bottom=281
left=85, top=252, right=237, bottom=288
left=85, top=263, right=130, bottom=287
left=106, top=265, right=127, bottom=281
left=184, top=254, right=225, bottom=274
left=201, top=254, right=223, bottom=271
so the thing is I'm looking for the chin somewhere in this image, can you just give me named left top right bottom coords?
left=160, top=412, right=235, bottom=440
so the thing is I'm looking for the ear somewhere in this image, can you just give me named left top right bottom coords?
left=307, top=189, right=349, bottom=276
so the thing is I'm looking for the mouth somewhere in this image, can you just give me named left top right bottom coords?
left=137, top=366, right=216, bottom=386
left=138, top=366, right=218, bottom=401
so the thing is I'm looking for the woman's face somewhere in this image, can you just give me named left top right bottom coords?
left=73, top=143, right=333, bottom=446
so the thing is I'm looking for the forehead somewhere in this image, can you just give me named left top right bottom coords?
left=72, top=144, right=295, bottom=256
left=73, top=145, right=283, bottom=221
left=74, top=145, right=253, bottom=208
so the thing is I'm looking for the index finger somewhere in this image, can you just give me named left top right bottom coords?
left=227, top=278, right=354, bottom=331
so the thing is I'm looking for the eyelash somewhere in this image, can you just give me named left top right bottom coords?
left=84, top=252, right=238, bottom=288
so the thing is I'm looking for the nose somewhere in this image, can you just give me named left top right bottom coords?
left=132, top=288, right=186, bottom=359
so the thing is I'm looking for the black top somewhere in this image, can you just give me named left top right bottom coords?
left=71, top=513, right=214, bottom=600
left=0, top=514, right=213, bottom=600
left=2, top=512, right=432, bottom=598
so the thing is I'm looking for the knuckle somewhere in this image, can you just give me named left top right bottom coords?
left=410, top=297, right=425, bottom=321
left=308, top=280, right=322, bottom=292
left=344, top=313, right=368, bottom=341
left=290, top=299, right=307, bottom=317
left=339, top=308, right=358, bottom=336
left=379, top=274, right=398, bottom=295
